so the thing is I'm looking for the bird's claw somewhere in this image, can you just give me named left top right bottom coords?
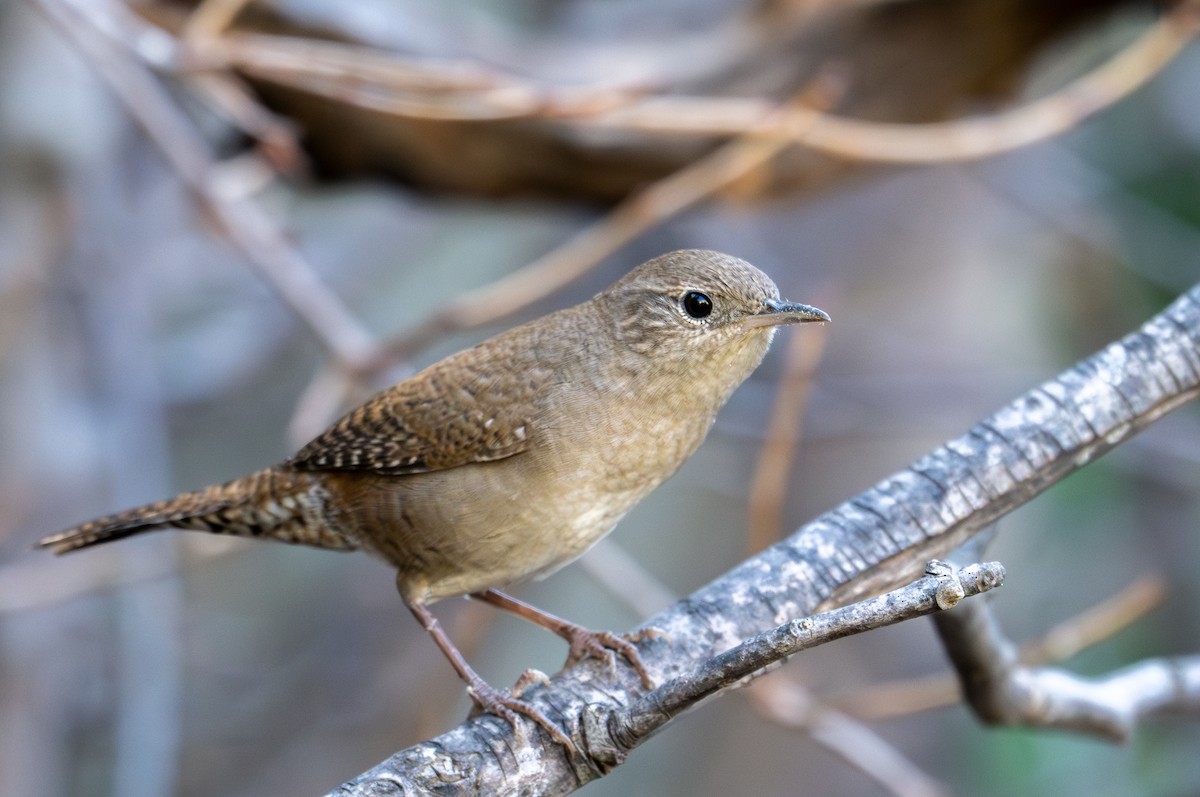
left=467, top=679, right=576, bottom=753
left=563, top=625, right=666, bottom=689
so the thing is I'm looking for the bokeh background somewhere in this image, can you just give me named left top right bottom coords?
left=2, top=1, right=1200, bottom=795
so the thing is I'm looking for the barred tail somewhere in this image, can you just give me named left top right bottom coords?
left=38, top=468, right=357, bottom=555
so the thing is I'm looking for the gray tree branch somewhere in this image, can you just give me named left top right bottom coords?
left=329, top=282, right=1200, bottom=794
left=605, top=561, right=1004, bottom=756
left=933, top=598, right=1200, bottom=742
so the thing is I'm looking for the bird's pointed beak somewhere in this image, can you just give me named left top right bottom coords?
left=744, top=298, right=830, bottom=329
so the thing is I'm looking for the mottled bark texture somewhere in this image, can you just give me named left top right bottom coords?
left=330, top=282, right=1200, bottom=796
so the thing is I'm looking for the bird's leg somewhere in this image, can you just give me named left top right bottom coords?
left=404, top=599, right=575, bottom=752
left=471, top=588, right=660, bottom=689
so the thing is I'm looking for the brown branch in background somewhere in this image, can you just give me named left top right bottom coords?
left=211, top=32, right=640, bottom=122
left=37, top=0, right=381, bottom=371
left=179, top=1, right=307, bottom=171
left=181, top=0, right=252, bottom=41
left=188, top=72, right=307, bottom=174
left=192, top=0, right=884, bottom=125
left=60, top=0, right=298, bottom=167
left=748, top=3, right=1187, bottom=156
left=586, top=1, right=1200, bottom=161
left=832, top=574, right=1168, bottom=721
left=207, top=1, right=1200, bottom=164
left=745, top=323, right=828, bottom=554
left=1024, top=573, right=1168, bottom=665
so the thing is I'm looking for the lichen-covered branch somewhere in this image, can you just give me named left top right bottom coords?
left=606, top=561, right=1004, bottom=755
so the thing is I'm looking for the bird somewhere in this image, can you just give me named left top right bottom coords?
left=38, top=249, right=829, bottom=751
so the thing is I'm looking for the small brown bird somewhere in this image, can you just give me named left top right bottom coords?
left=39, top=249, right=828, bottom=749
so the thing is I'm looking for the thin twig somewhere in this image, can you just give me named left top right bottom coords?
left=609, top=561, right=1004, bottom=748
left=38, top=0, right=380, bottom=370
left=179, top=0, right=306, bottom=171
left=832, top=573, right=1169, bottom=720
left=210, top=31, right=647, bottom=121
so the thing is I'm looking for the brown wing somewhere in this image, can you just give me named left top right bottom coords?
left=287, top=346, right=552, bottom=476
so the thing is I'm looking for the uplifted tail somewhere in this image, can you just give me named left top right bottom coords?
left=38, top=468, right=357, bottom=555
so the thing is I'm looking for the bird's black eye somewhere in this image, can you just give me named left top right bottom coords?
left=682, top=291, right=713, bottom=319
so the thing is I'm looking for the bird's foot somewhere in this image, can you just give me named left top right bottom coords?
left=469, top=590, right=666, bottom=689
left=467, top=677, right=575, bottom=753
left=563, top=625, right=666, bottom=689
